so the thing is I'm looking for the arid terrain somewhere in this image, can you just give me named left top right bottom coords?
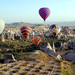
left=0, top=25, right=75, bottom=75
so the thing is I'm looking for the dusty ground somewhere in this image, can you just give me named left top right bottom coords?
left=0, top=60, right=62, bottom=75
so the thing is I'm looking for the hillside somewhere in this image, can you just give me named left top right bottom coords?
left=5, top=22, right=36, bottom=27
left=0, top=50, right=74, bottom=75
left=5, top=21, right=75, bottom=27
left=43, top=21, right=75, bottom=27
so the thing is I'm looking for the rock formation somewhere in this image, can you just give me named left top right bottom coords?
left=52, top=42, right=56, bottom=52
left=1, top=33, right=5, bottom=42
left=67, top=38, right=75, bottom=50
left=63, top=51, right=75, bottom=63
left=7, top=33, right=11, bottom=42
left=4, top=54, right=17, bottom=63
left=40, top=42, right=62, bottom=59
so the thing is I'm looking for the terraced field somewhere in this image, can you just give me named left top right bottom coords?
left=0, top=60, right=61, bottom=75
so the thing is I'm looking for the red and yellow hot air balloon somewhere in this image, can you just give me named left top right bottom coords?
left=32, top=36, right=41, bottom=45
left=21, top=26, right=32, bottom=39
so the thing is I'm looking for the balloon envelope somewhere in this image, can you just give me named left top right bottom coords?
left=0, top=18, right=5, bottom=34
left=49, top=24, right=61, bottom=37
left=39, top=7, right=50, bottom=21
left=49, top=24, right=61, bottom=33
left=21, top=26, right=32, bottom=39
left=32, top=36, right=41, bottom=45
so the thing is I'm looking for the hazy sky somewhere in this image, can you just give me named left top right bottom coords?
left=0, top=0, right=75, bottom=23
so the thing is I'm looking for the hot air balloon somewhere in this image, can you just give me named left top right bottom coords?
left=32, top=36, right=41, bottom=45
left=49, top=24, right=61, bottom=37
left=21, top=26, right=32, bottom=39
left=39, top=7, right=50, bottom=22
left=51, top=32, right=58, bottom=38
left=0, top=18, right=5, bottom=34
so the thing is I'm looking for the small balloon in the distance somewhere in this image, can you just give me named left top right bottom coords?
left=0, top=18, right=5, bottom=34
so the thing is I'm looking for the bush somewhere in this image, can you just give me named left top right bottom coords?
left=26, top=61, right=30, bottom=64
left=31, top=73, right=36, bottom=75
left=17, top=67, right=21, bottom=69
left=51, top=66, right=54, bottom=68
left=21, top=64, right=27, bottom=66
left=0, top=54, right=4, bottom=59
left=4, top=68, right=9, bottom=71
left=30, top=65, right=35, bottom=68
left=66, top=71, right=70, bottom=75
left=57, top=70, right=61, bottom=72
left=35, top=69, right=40, bottom=72
left=0, top=72, right=3, bottom=75
left=33, top=63, right=37, bottom=65
left=58, top=67, right=61, bottom=69
left=38, top=66, right=43, bottom=69
left=10, top=65, right=14, bottom=68
left=0, top=66, right=3, bottom=68
left=41, top=64, right=45, bottom=66
left=0, top=59, right=4, bottom=63
left=64, top=67, right=66, bottom=69
left=9, top=73, right=13, bottom=75
left=26, top=68, right=31, bottom=71
left=48, top=68, right=53, bottom=71
left=20, top=72, right=27, bottom=75
left=12, top=70, right=19, bottom=73
left=43, top=72, right=48, bottom=74
left=56, top=59, right=62, bottom=63
left=55, top=74, right=60, bottom=75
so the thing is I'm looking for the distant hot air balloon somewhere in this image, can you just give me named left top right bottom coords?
left=49, top=24, right=61, bottom=37
left=21, top=26, right=32, bottom=39
left=0, top=18, right=5, bottom=34
left=32, top=36, right=41, bottom=45
left=39, top=7, right=50, bottom=22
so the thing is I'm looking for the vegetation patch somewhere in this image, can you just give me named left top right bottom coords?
left=9, top=73, right=13, bottom=75
left=30, top=65, right=35, bottom=68
left=12, top=70, right=19, bottom=73
left=10, top=65, right=14, bottom=68
left=17, top=66, right=21, bottom=69
left=54, top=74, right=60, bottom=75
left=35, top=69, right=40, bottom=72
left=4, top=68, right=9, bottom=71
left=57, top=70, right=61, bottom=72
left=26, top=61, right=30, bottom=64
left=0, top=66, right=3, bottom=68
left=51, top=66, right=54, bottom=68
left=38, top=66, right=43, bottom=69
left=20, top=72, right=27, bottom=75
left=14, top=63, right=18, bottom=65
left=43, top=72, right=48, bottom=74
left=31, top=73, right=36, bottom=75
left=48, top=68, right=53, bottom=71
left=21, top=64, right=27, bottom=66
left=26, top=68, right=31, bottom=71
left=0, top=72, right=3, bottom=75
left=56, top=59, right=62, bottom=63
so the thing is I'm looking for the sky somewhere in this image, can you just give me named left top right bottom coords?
left=0, top=0, right=75, bottom=23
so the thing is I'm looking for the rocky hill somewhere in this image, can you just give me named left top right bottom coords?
left=5, top=21, right=75, bottom=28
left=5, top=22, right=36, bottom=27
